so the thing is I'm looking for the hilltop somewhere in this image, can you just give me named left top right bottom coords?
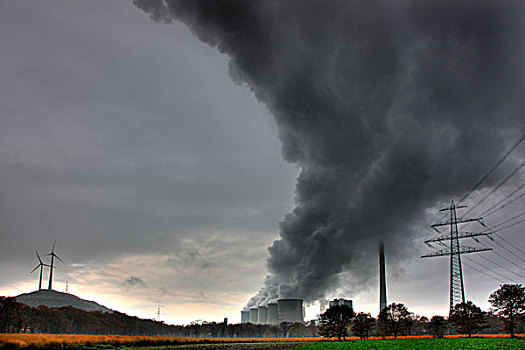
left=15, top=289, right=112, bottom=313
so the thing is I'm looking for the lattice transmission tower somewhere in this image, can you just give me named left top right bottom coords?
left=421, top=201, right=492, bottom=315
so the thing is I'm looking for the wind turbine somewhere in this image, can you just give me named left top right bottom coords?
left=30, top=251, right=51, bottom=290
left=46, top=239, right=65, bottom=290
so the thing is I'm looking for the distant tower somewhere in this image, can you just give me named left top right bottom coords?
left=65, top=281, right=69, bottom=294
left=157, top=305, right=161, bottom=320
left=379, top=240, right=387, bottom=314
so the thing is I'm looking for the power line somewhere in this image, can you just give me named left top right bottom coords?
left=478, top=222, right=525, bottom=263
left=466, top=235, right=525, bottom=277
left=493, top=233, right=525, bottom=257
left=461, top=160, right=525, bottom=218
left=453, top=188, right=525, bottom=235
left=489, top=210, right=525, bottom=230
left=474, top=254, right=525, bottom=279
left=476, top=221, right=525, bottom=263
left=486, top=217, right=525, bottom=235
left=466, top=258, right=518, bottom=283
left=432, top=132, right=525, bottom=236
left=462, top=259, right=511, bottom=284
left=458, top=132, right=525, bottom=205
left=463, top=256, right=519, bottom=284
left=428, top=242, right=509, bottom=286
left=479, top=184, right=525, bottom=217
left=474, top=221, right=525, bottom=267
left=486, top=191, right=525, bottom=218
left=490, top=240, right=525, bottom=266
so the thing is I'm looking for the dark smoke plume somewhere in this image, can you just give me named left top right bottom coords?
left=134, top=0, right=525, bottom=308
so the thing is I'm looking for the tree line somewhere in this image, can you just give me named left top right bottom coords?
left=1, top=284, right=523, bottom=338
left=0, top=296, right=317, bottom=337
left=318, top=284, right=525, bottom=340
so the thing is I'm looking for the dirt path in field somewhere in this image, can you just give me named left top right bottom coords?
left=153, top=343, right=306, bottom=350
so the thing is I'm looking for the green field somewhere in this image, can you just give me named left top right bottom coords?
left=298, top=338, right=525, bottom=350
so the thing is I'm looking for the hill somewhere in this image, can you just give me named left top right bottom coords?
left=15, top=289, right=112, bottom=313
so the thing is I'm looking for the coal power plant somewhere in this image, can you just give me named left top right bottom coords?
left=256, top=306, right=268, bottom=324
left=249, top=308, right=258, bottom=324
left=241, top=299, right=304, bottom=324
left=240, top=311, right=250, bottom=324
left=240, top=240, right=388, bottom=323
left=267, top=303, right=278, bottom=325
left=278, top=299, right=304, bottom=323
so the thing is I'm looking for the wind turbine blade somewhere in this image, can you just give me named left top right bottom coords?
left=52, top=239, right=56, bottom=253
left=55, top=254, right=65, bottom=264
left=30, top=265, right=40, bottom=273
left=36, top=251, right=43, bottom=264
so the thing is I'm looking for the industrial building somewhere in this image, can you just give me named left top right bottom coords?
left=240, top=310, right=250, bottom=323
left=256, top=306, right=268, bottom=324
left=328, top=298, right=353, bottom=309
left=240, top=299, right=304, bottom=324
left=249, top=307, right=258, bottom=324
left=277, top=299, right=304, bottom=323
left=241, top=240, right=388, bottom=324
left=266, top=303, right=279, bottom=324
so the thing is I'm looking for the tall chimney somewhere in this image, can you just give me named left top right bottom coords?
left=379, top=240, right=387, bottom=314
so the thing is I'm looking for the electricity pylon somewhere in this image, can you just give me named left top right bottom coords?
left=421, top=201, right=492, bottom=315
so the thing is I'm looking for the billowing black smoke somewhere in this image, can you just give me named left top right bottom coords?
left=134, top=0, right=525, bottom=307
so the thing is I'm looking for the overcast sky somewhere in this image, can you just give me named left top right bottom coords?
left=1, top=0, right=525, bottom=325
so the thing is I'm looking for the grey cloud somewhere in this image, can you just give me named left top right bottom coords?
left=134, top=0, right=525, bottom=308
left=123, top=275, right=147, bottom=288
left=0, top=0, right=296, bottom=267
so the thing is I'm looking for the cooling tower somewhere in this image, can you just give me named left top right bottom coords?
left=278, top=299, right=304, bottom=323
left=249, top=307, right=258, bottom=323
left=267, top=303, right=278, bottom=325
left=379, top=240, right=387, bottom=313
left=241, top=310, right=250, bottom=323
left=257, top=306, right=268, bottom=324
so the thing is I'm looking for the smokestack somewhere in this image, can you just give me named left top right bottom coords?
left=379, top=240, right=387, bottom=313
left=241, top=310, right=250, bottom=323
left=249, top=307, right=258, bottom=324
left=278, top=299, right=304, bottom=323
left=267, top=303, right=278, bottom=325
left=257, top=306, right=268, bottom=324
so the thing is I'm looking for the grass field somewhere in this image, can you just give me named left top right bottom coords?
left=1, top=334, right=525, bottom=350
left=0, top=334, right=311, bottom=349
left=299, top=337, right=525, bottom=350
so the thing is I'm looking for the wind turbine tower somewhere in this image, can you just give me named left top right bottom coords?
left=46, top=240, right=65, bottom=290
left=30, top=251, right=51, bottom=290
